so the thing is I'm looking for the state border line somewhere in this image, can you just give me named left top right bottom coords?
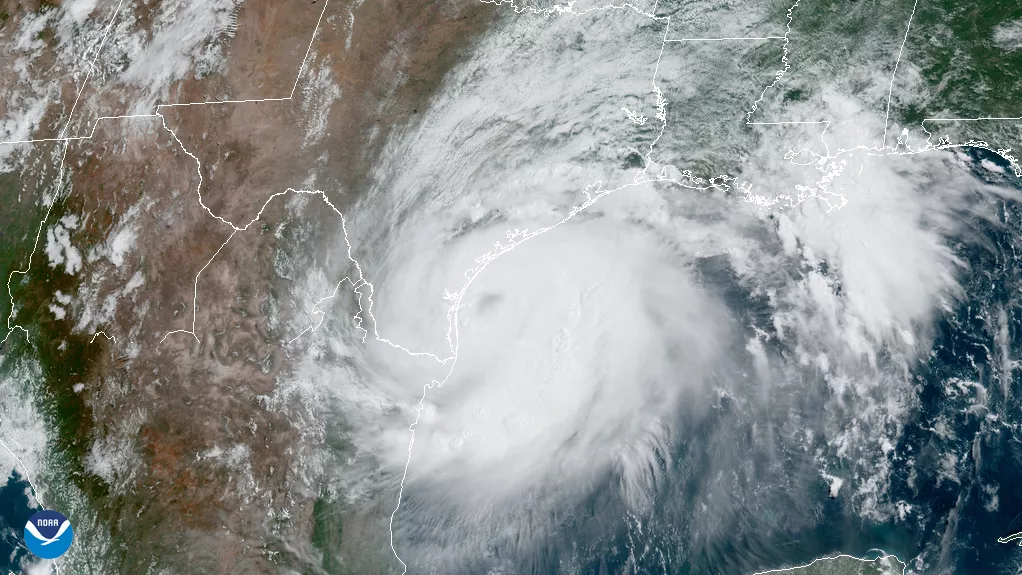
left=665, top=35, right=785, bottom=41
left=0, top=0, right=330, bottom=147
left=739, top=0, right=1020, bottom=184
left=924, top=116, right=1022, bottom=122
left=389, top=1, right=1022, bottom=571
left=0, top=0, right=333, bottom=543
left=3, top=0, right=333, bottom=346
left=751, top=552, right=907, bottom=575
left=59, top=0, right=130, bottom=139
left=0, top=0, right=1018, bottom=573
left=1, top=1, right=135, bottom=528
left=881, top=0, right=920, bottom=149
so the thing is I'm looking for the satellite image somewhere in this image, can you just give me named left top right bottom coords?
left=0, top=0, right=1020, bottom=573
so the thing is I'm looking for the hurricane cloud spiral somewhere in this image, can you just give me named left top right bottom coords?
left=282, top=5, right=1018, bottom=573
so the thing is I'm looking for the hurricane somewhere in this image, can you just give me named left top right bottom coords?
left=270, top=4, right=1022, bottom=573
left=2, top=0, right=1020, bottom=573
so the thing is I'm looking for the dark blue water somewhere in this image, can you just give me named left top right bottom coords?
left=514, top=148, right=1022, bottom=575
left=0, top=470, right=41, bottom=574
left=886, top=148, right=1022, bottom=574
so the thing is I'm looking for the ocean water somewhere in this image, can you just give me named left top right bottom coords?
left=0, top=2, right=1011, bottom=573
left=356, top=141, right=1022, bottom=573
left=885, top=148, right=1022, bottom=574
left=0, top=470, right=40, bottom=574
left=555, top=148, right=1022, bottom=575
left=291, top=2, right=1022, bottom=566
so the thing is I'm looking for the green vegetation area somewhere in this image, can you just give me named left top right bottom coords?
left=0, top=173, right=40, bottom=324
left=0, top=153, right=112, bottom=510
left=906, top=0, right=1022, bottom=119
left=311, top=495, right=346, bottom=574
left=899, top=0, right=1022, bottom=154
left=762, top=554, right=906, bottom=575
left=309, top=492, right=398, bottom=575
left=789, top=0, right=916, bottom=59
left=774, top=0, right=1021, bottom=120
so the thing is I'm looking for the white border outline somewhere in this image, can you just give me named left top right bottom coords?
left=0, top=0, right=1017, bottom=573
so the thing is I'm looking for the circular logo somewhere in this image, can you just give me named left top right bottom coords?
left=23, top=510, right=74, bottom=560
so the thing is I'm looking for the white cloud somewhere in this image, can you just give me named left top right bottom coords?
left=275, top=4, right=1020, bottom=565
left=994, top=20, right=1022, bottom=51
left=45, top=222, right=83, bottom=275
left=106, top=223, right=136, bottom=267
left=48, top=304, right=66, bottom=320
left=119, top=0, right=242, bottom=103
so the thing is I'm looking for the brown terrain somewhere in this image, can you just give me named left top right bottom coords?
left=0, top=0, right=495, bottom=572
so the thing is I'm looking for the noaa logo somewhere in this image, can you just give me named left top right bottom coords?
left=23, top=510, right=74, bottom=560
